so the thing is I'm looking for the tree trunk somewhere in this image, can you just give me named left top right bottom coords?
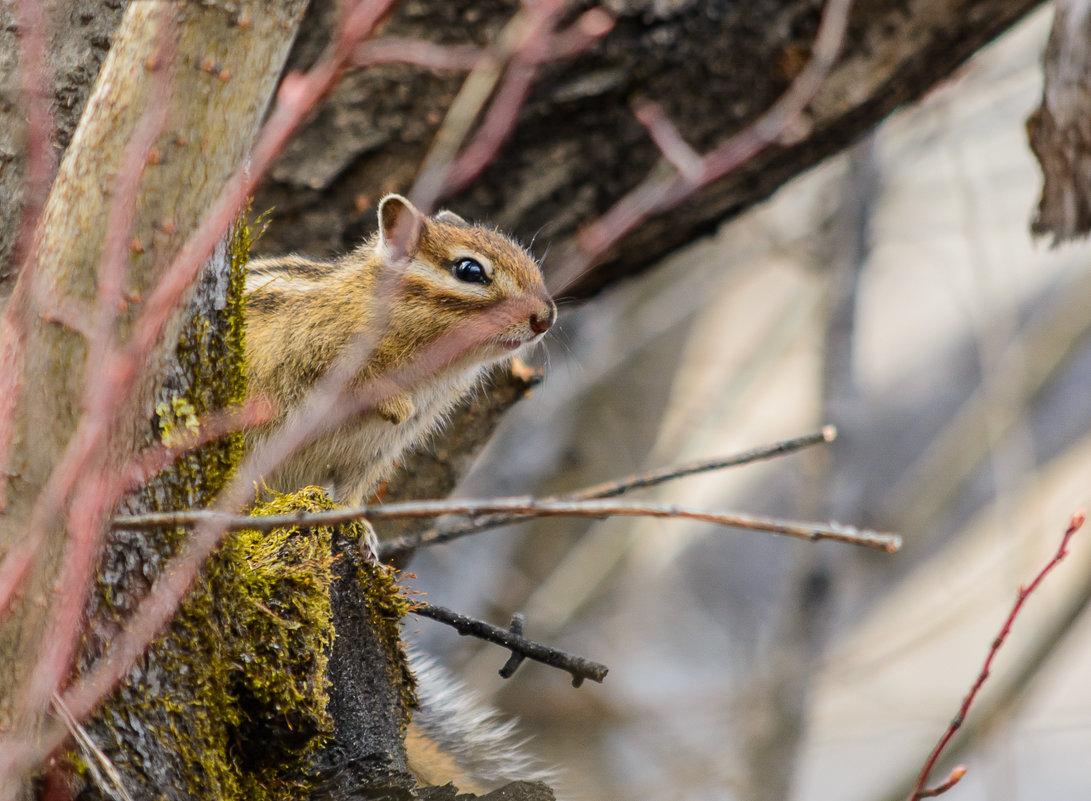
left=0, top=0, right=127, bottom=285
left=0, top=0, right=308, bottom=792
left=0, top=0, right=1051, bottom=797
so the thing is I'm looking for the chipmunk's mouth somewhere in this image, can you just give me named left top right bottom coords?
left=502, top=339, right=523, bottom=351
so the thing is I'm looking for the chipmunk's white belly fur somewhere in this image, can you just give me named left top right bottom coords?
left=258, top=365, right=486, bottom=507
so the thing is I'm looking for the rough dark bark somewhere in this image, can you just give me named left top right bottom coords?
left=249, top=0, right=1043, bottom=301
left=306, top=531, right=416, bottom=799
left=0, top=0, right=127, bottom=285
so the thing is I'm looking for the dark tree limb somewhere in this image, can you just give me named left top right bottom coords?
left=251, top=0, right=1044, bottom=300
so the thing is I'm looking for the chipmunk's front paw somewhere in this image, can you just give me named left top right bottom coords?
left=378, top=394, right=414, bottom=425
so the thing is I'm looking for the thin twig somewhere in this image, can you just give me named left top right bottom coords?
left=442, top=6, right=613, bottom=193
left=632, top=98, right=703, bottom=181
left=113, top=495, right=901, bottom=553
left=409, top=1, right=613, bottom=208
left=51, top=693, right=135, bottom=801
left=382, top=426, right=838, bottom=557
left=0, top=0, right=56, bottom=511
left=906, top=509, right=1085, bottom=801
left=498, top=613, right=527, bottom=679
left=412, top=602, right=608, bottom=687
left=353, top=37, right=483, bottom=71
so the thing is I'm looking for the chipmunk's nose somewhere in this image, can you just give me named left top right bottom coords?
left=529, top=303, right=556, bottom=335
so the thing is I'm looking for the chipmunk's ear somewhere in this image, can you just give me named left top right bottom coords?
left=434, top=209, right=468, bottom=227
left=378, top=194, right=424, bottom=260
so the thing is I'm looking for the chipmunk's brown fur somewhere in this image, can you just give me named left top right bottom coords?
left=243, top=196, right=556, bottom=793
left=244, top=194, right=555, bottom=508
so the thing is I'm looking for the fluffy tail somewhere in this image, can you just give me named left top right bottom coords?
left=406, top=650, right=557, bottom=794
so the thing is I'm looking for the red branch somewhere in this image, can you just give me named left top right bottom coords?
left=0, top=0, right=56, bottom=512
left=0, top=0, right=400, bottom=784
left=549, top=0, right=853, bottom=295
left=353, top=37, right=483, bottom=71
left=907, top=509, right=1085, bottom=801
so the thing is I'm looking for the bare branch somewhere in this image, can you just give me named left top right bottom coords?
left=0, top=0, right=56, bottom=511
left=917, top=766, right=967, bottom=799
left=632, top=98, right=703, bottom=182
left=409, top=2, right=614, bottom=209
left=382, top=426, right=839, bottom=557
left=906, top=509, right=1085, bottom=801
left=353, top=37, right=483, bottom=71
left=113, top=494, right=901, bottom=553
left=412, top=602, right=608, bottom=687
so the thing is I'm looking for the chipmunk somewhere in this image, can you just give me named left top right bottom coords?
left=243, top=195, right=557, bottom=793
left=243, top=193, right=556, bottom=509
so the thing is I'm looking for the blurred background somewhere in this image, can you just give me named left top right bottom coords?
left=406, top=8, right=1091, bottom=800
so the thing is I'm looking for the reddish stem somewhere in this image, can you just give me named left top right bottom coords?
left=907, top=509, right=1085, bottom=800
left=550, top=0, right=853, bottom=294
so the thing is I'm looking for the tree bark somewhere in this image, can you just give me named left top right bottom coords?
left=1027, top=0, right=1091, bottom=243
left=0, top=0, right=127, bottom=285
left=251, top=0, right=1043, bottom=299
left=0, top=0, right=308, bottom=776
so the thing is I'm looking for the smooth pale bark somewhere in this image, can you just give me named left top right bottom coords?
left=0, top=0, right=307, bottom=741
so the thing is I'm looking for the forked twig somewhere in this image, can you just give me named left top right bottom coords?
left=382, top=426, right=839, bottom=557
left=413, top=602, right=608, bottom=687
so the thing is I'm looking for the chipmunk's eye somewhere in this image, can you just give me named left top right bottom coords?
left=451, top=257, right=490, bottom=285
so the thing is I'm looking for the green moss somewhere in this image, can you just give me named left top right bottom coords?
left=82, top=213, right=416, bottom=800
left=125, top=494, right=337, bottom=801
left=358, top=546, right=418, bottom=725
left=81, top=215, right=339, bottom=801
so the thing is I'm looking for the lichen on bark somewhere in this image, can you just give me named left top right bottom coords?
left=71, top=220, right=341, bottom=801
left=72, top=214, right=417, bottom=801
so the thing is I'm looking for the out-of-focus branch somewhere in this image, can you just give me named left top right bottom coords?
left=0, top=0, right=56, bottom=513
left=353, top=37, right=483, bottom=71
left=409, top=2, right=613, bottom=211
left=906, top=509, right=1085, bottom=801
